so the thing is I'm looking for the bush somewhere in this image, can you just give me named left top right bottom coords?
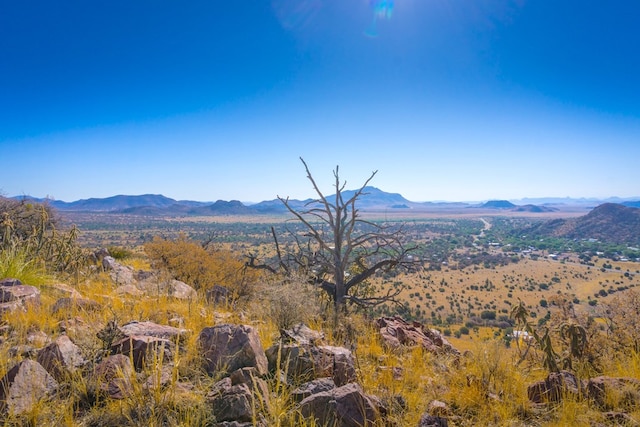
left=144, top=235, right=263, bottom=300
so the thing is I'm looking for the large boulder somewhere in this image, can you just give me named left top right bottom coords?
left=0, top=359, right=58, bottom=415
left=36, top=335, right=86, bottom=381
left=199, top=324, right=268, bottom=376
left=376, top=317, right=460, bottom=356
left=298, top=383, right=385, bottom=427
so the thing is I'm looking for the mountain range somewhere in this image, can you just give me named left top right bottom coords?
left=10, top=187, right=640, bottom=216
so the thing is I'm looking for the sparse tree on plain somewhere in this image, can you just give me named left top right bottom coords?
left=248, top=158, right=417, bottom=313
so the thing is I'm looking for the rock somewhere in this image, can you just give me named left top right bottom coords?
left=110, top=335, right=173, bottom=370
left=291, top=378, right=336, bottom=402
left=26, top=330, right=51, bottom=347
left=119, top=320, right=189, bottom=342
left=199, top=324, right=268, bottom=376
left=115, top=284, right=144, bottom=296
left=586, top=376, right=640, bottom=410
left=298, top=383, right=384, bottom=427
left=0, top=301, right=24, bottom=315
left=375, top=317, right=460, bottom=356
left=206, top=285, right=230, bottom=305
left=229, top=367, right=270, bottom=409
left=528, top=370, right=584, bottom=404
left=604, top=411, right=640, bottom=426
left=418, top=414, right=449, bottom=427
left=208, top=382, right=255, bottom=423
left=102, top=256, right=135, bottom=286
left=281, top=323, right=325, bottom=346
left=0, top=278, right=22, bottom=287
left=91, top=354, right=134, bottom=399
left=0, top=282, right=41, bottom=305
left=428, top=400, right=451, bottom=417
left=92, top=248, right=110, bottom=263
left=168, top=279, right=197, bottom=300
left=49, top=283, right=83, bottom=299
left=36, top=335, right=86, bottom=381
left=0, top=359, right=58, bottom=415
left=266, top=343, right=356, bottom=386
left=52, top=296, right=101, bottom=314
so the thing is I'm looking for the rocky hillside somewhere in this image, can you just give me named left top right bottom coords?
left=524, top=203, right=640, bottom=244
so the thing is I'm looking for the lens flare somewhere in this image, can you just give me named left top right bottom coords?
left=365, top=0, right=394, bottom=37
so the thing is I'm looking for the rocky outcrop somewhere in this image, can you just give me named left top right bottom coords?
left=0, top=359, right=59, bottom=415
left=375, top=317, right=460, bottom=356
left=199, top=324, right=268, bottom=376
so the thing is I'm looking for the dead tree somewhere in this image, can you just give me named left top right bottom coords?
left=249, top=158, right=417, bottom=313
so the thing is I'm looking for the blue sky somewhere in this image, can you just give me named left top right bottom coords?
left=1, top=1, right=639, bottom=203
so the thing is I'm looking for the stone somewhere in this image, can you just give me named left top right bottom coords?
left=418, top=413, right=449, bottom=427
left=209, top=382, right=254, bottom=423
left=119, top=320, right=189, bottom=342
left=528, top=370, right=584, bottom=404
left=168, top=279, right=197, bottom=300
left=115, top=284, right=144, bottom=296
left=281, top=323, right=325, bottom=346
left=291, top=378, right=336, bottom=403
left=586, top=376, right=640, bottom=410
left=110, top=335, right=173, bottom=370
left=199, top=324, right=268, bottom=376
left=0, top=278, right=22, bottom=287
left=0, top=283, right=40, bottom=305
left=298, top=383, right=384, bottom=427
left=375, top=317, right=460, bottom=357
left=52, top=296, right=101, bottom=314
left=0, top=359, right=58, bottom=415
left=102, top=256, right=135, bottom=286
left=36, top=335, right=86, bottom=381
left=266, top=343, right=356, bottom=386
left=206, top=285, right=230, bottom=305
left=91, top=354, right=134, bottom=399
left=49, top=283, right=83, bottom=299
left=229, top=367, right=270, bottom=409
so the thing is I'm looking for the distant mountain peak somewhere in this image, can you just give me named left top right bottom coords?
left=480, top=200, right=516, bottom=209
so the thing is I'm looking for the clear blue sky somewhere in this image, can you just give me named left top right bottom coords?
left=1, top=1, right=639, bottom=203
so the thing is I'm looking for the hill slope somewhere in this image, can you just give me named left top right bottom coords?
left=525, top=203, right=640, bottom=244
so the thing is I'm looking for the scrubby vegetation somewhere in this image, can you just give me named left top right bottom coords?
left=2, top=196, right=640, bottom=426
